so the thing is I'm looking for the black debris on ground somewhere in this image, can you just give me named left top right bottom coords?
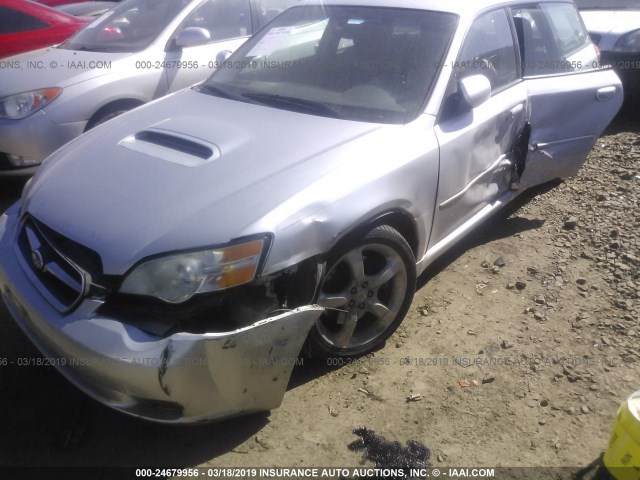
left=348, top=427, right=431, bottom=473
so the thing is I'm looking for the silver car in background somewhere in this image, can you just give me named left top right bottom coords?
left=0, top=0, right=623, bottom=422
left=0, top=0, right=296, bottom=175
left=577, top=0, right=640, bottom=104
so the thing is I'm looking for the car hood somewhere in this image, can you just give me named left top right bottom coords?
left=580, top=10, right=640, bottom=36
left=24, top=88, right=385, bottom=275
left=0, top=47, right=131, bottom=97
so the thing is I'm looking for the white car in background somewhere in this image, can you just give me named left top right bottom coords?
left=0, top=0, right=297, bottom=175
left=577, top=0, right=640, bottom=104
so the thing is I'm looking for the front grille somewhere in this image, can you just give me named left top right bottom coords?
left=15, top=217, right=101, bottom=313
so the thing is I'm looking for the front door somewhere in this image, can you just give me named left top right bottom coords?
left=431, top=8, right=527, bottom=248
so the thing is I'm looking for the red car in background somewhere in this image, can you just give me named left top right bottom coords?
left=0, top=0, right=87, bottom=59
left=34, top=0, right=87, bottom=6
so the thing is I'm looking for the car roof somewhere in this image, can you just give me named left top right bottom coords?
left=297, top=0, right=576, bottom=17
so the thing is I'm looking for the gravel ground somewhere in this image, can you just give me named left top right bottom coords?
left=0, top=113, right=637, bottom=479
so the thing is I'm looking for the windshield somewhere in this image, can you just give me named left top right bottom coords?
left=61, top=0, right=191, bottom=52
left=200, top=5, right=457, bottom=124
left=574, top=0, right=640, bottom=9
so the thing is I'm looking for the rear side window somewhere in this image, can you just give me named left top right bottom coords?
left=512, top=3, right=593, bottom=76
left=544, top=3, right=590, bottom=56
left=0, top=7, right=49, bottom=34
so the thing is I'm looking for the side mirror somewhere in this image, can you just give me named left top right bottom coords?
left=215, top=50, right=232, bottom=64
left=175, top=27, right=210, bottom=48
left=459, top=74, right=491, bottom=109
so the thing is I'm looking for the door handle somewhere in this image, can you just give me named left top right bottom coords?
left=509, top=104, right=524, bottom=118
left=596, top=86, right=616, bottom=101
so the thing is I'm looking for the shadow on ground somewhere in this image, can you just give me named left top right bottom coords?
left=417, top=180, right=558, bottom=289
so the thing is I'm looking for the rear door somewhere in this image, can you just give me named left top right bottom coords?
left=511, top=2, right=623, bottom=188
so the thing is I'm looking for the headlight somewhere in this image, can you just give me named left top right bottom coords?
left=0, top=88, right=62, bottom=120
left=613, top=29, right=640, bottom=53
left=120, top=238, right=267, bottom=303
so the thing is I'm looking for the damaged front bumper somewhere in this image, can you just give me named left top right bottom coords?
left=0, top=206, right=323, bottom=423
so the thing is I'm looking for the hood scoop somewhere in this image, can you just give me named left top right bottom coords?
left=118, top=128, right=221, bottom=167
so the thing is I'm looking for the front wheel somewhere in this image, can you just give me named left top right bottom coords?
left=309, top=225, right=416, bottom=357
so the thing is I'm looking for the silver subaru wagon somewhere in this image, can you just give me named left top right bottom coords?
left=0, top=0, right=623, bottom=423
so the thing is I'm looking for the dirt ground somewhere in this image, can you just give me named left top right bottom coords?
left=0, top=112, right=638, bottom=479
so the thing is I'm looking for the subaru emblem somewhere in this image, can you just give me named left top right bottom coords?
left=31, top=249, right=44, bottom=271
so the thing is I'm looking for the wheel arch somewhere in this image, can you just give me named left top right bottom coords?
left=332, top=208, right=420, bottom=261
left=365, top=210, right=419, bottom=259
left=85, top=98, right=146, bottom=132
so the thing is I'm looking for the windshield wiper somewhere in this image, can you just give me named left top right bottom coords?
left=197, top=83, right=262, bottom=105
left=241, top=93, right=346, bottom=119
left=63, top=45, right=115, bottom=52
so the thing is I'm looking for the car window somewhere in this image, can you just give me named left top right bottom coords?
left=0, top=7, right=49, bottom=34
left=543, top=3, right=590, bottom=56
left=512, top=4, right=592, bottom=76
left=574, top=0, right=640, bottom=8
left=253, top=0, right=300, bottom=29
left=180, top=0, right=252, bottom=42
left=62, top=0, right=190, bottom=52
left=457, top=9, right=518, bottom=91
left=203, top=5, right=457, bottom=124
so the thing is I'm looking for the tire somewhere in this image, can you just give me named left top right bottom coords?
left=308, top=225, right=416, bottom=358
